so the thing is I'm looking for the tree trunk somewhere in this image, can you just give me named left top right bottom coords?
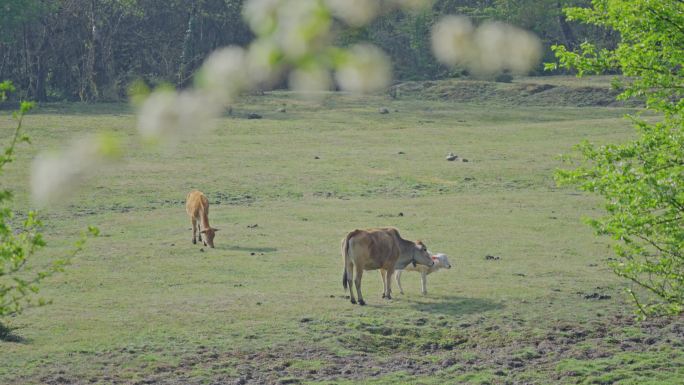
left=22, top=24, right=32, bottom=99
left=178, top=3, right=198, bottom=88
left=34, top=23, right=49, bottom=102
left=557, top=0, right=576, bottom=49
left=81, top=0, right=99, bottom=101
left=34, top=54, right=47, bottom=102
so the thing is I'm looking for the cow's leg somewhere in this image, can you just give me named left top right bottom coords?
left=347, top=263, right=356, bottom=304
left=197, top=218, right=203, bottom=243
left=380, top=269, right=387, bottom=298
left=191, top=217, right=198, bottom=244
left=420, top=271, right=427, bottom=295
left=354, top=266, right=365, bottom=306
left=385, top=267, right=394, bottom=300
left=396, top=270, right=405, bottom=294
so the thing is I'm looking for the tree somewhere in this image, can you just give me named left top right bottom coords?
left=0, top=0, right=618, bottom=100
left=547, top=0, right=684, bottom=317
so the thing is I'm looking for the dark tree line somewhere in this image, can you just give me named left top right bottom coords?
left=1, top=0, right=614, bottom=101
left=343, top=0, right=616, bottom=80
left=1, top=0, right=251, bottom=101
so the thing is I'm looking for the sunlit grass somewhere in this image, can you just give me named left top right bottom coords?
left=0, top=90, right=680, bottom=384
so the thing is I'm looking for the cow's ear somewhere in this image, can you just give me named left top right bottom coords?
left=212, top=228, right=220, bottom=232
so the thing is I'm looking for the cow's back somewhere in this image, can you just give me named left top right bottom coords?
left=186, top=190, right=208, bottom=218
left=347, top=228, right=401, bottom=270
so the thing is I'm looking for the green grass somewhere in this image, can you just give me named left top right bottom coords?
left=556, top=349, right=684, bottom=385
left=0, top=88, right=681, bottom=384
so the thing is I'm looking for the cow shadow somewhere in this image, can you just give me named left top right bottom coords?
left=406, top=295, right=503, bottom=317
left=221, top=245, right=278, bottom=253
left=0, top=325, right=28, bottom=344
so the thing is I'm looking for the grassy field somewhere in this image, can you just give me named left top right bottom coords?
left=1, top=84, right=682, bottom=384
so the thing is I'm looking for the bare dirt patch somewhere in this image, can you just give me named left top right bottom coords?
left=19, top=314, right=682, bottom=385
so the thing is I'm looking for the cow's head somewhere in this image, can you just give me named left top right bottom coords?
left=201, top=228, right=219, bottom=248
left=413, top=241, right=434, bottom=267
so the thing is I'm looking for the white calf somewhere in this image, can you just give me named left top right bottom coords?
left=396, top=253, right=451, bottom=295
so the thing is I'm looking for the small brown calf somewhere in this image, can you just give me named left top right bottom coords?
left=185, top=190, right=219, bottom=248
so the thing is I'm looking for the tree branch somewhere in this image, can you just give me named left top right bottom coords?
left=646, top=6, right=684, bottom=37
left=633, top=234, right=681, bottom=259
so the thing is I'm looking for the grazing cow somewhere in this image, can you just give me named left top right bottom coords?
left=185, top=190, right=219, bottom=248
left=341, top=227, right=434, bottom=305
left=396, top=253, right=452, bottom=295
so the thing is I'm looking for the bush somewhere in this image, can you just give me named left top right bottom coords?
left=494, top=73, right=513, bottom=83
left=548, top=0, right=684, bottom=317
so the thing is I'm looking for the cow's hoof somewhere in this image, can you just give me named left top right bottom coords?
left=385, top=295, right=392, bottom=300
left=192, top=239, right=196, bottom=244
left=203, top=242, right=207, bottom=246
left=381, top=293, right=386, bottom=299
left=358, top=300, right=366, bottom=306
left=350, top=299, right=357, bottom=305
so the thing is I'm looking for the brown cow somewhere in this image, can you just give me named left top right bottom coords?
left=185, top=190, right=219, bottom=248
left=341, top=227, right=434, bottom=305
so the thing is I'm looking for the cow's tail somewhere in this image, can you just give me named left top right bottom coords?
left=342, top=269, right=348, bottom=290
left=341, top=230, right=358, bottom=291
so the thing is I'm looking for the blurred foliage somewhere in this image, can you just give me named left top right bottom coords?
left=549, top=0, right=684, bottom=317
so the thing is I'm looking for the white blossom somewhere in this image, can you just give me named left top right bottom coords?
left=431, top=15, right=476, bottom=67
left=335, top=44, right=392, bottom=93
left=197, top=46, right=249, bottom=104
left=390, top=0, right=433, bottom=10
left=136, top=90, right=179, bottom=141
left=31, top=135, right=118, bottom=206
left=137, top=90, right=220, bottom=142
left=243, top=0, right=281, bottom=36
left=325, top=0, right=379, bottom=26
left=275, top=0, right=331, bottom=60
left=289, top=65, right=333, bottom=95
left=246, top=39, right=283, bottom=86
left=431, top=15, right=542, bottom=76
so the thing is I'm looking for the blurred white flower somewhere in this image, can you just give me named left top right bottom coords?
left=326, top=0, right=379, bottom=26
left=472, top=21, right=510, bottom=75
left=275, top=0, right=331, bottom=60
left=473, top=21, right=542, bottom=75
left=136, top=90, right=178, bottom=141
left=289, top=65, right=333, bottom=95
left=137, top=90, right=221, bottom=142
left=431, top=15, right=476, bottom=67
left=335, top=44, right=392, bottom=93
left=31, top=135, right=119, bottom=206
left=174, top=90, right=222, bottom=136
left=244, top=0, right=281, bottom=36
left=506, top=28, right=542, bottom=74
left=390, top=0, right=433, bottom=10
left=246, top=39, right=283, bottom=86
left=196, top=46, right=249, bottom=104
left=431, top=15, right=542, bottom=76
